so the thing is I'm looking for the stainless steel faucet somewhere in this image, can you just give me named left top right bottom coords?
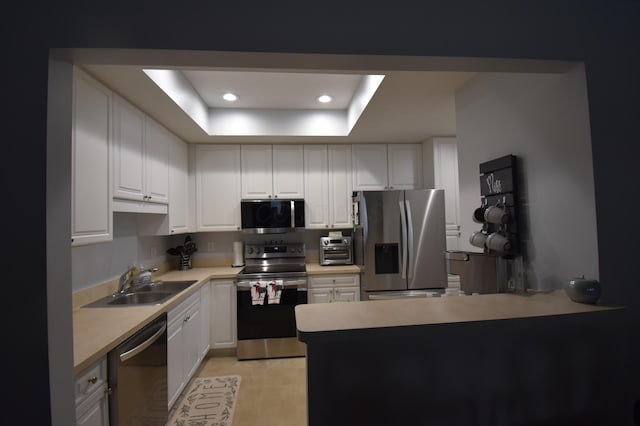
left=117, top=266, right=159, bottom=294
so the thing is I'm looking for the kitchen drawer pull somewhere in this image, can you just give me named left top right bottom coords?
left=87, top=376, right=98, bottom=385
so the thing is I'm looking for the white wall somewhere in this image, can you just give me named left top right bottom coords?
left=71, top=213, right=170, bottom=291
left=455, top=64, right=598, bottom=291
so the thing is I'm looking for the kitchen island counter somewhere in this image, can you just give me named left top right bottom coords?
left=296, top=290, right=617, bottom=337
left=296, top=291, right=630, bottom=426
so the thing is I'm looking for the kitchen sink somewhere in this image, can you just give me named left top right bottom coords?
left=131, top=280, right=198, bottom=294
left=105, top=291, right=174, bottom=306
left=82, top=280, right=198, bottom=308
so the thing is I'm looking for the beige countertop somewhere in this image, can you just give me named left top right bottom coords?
left=73, top=263, right=360, bottom=374
left=295, top=290, right=621, bottom=339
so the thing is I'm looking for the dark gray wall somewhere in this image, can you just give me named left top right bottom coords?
left=5, top=1, right=639, bottom=424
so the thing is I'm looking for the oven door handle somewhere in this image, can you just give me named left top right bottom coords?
left=236, top=279, right=307, bottom=290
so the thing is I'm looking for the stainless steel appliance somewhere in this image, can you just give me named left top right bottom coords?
left=108, top=313, right=168, bottom=425
left=240, top=199, right=305, bottom=233
left=354, top=189, right=447, bottom=299
left=236, top=241, right=307, bottom=360
left=320, top=236, right=353, bottom=265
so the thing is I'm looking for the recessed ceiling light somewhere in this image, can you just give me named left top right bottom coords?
left=317, top=94, right=332, bottom=103
left=222, top=92, right=238, bottom=102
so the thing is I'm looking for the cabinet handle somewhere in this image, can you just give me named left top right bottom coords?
left=105, top=387, right=112, bottom=396
left=88, top=376, right=98, bottom=385
left=184, top=315, right=190, bottom=322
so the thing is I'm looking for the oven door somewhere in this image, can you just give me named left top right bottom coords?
left=321, top=246, right=353, bottom=265
left=236, top=278, right=307, bottom=359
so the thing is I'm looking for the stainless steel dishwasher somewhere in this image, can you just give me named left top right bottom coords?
left=108, top=313, right=168, bottom=425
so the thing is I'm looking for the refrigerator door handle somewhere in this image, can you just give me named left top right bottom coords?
left=399, top=199, right=408, bottom=279
left=405, top=199, right=414, bottom=280
left=361, top=193, right=369, bottom=244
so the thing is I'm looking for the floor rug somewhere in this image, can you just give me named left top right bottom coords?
left=168, top=375, right=241, bottom=426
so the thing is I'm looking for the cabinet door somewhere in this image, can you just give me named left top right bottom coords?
left=211, top=280, right=237, bottom=349
left=167, top=317, right=185, bottom=409
left=273, top=144, right=304, bottom=198
left=75, top=386, right=109, bottom=426
left=308, top=287, right=333, bottom=304
left=71, top=68, right=112, bottom=246
left=333, top=286, right=360, bottom=303
left=112, top=95, right=146, bottom=201
left=195, top=145, right=241, bottom=231
left=304, top=145, right=329, bottom=228
left=241, top=145, right=273, bottom=198
left=388, top=144, right=422, bottom=190
left=183, top=301, right=202, bottom=381
left=352, top=144, right=388, bottom=190
left=143, top=118, right=170, bottom=204
left=426, top=137, right=461, bottom=251
left=328, top=145, right=353, bottom=228
left=200, top=282, right=211, bottom=358
left=167, top=133, right=189, bottom=234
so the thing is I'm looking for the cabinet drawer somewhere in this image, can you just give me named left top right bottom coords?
left=309, top=274, right=359, bottom=288
left=168, top=290, right=200, bottom=324
left=75, top=357, right=107, bottom=406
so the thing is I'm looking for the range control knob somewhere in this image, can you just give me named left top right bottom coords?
left=297, top=248, right=303, bottom=253
left=343, top=239, right=349, bottom=244
left=247, top=247, right=254, bottom=254
left=323, top=240, right=329, bottom=245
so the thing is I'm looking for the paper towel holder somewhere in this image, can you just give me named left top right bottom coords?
left=232, top=241, right=245, bottom=267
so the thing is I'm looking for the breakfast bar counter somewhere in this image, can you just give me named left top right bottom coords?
left=296, top=291, right=630, bottom=426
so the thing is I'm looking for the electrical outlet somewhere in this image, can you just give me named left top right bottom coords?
left=208, top=242, right=215, bottom=252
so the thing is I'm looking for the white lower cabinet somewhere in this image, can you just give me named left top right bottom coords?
left=167, top=290, right=202, bottom=409
left=75, top=358, right=109, bottom=426
left=308, top=274, right=360, bottom=304
left=210, top=279, right=237, bottom=349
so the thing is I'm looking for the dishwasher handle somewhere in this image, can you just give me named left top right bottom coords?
left=119, top=320, right=167, bottom=362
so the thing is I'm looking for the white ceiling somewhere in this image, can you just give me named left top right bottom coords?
left=75, top=49, right=575, bottom=144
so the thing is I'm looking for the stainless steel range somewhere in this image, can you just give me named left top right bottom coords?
left=236, top=241, right=307, bottom=360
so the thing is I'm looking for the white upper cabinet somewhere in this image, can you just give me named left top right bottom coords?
left=241, top=145, right=304, bottom=199
left=195, top=144, right=242, bottom=231
left=304, top=145, right=353, bottom=229
left=71, top=68, right=113, bottom=246
left=167, top=132, right=189, bottom=234
left=241, top=145, right=272, bottom=198
left=112, top=95, right=169, bottom=210
left=387, top=144, right=423, bottom=189
left=328, top=145, right=353, bottom=228
left=143, top=118, right=170, bottom=203
left=352, top=144, right=389, bottom=190
left=304, top=145, right=330, bottom=228
left=272, top=145, right=305, bottom=198
left=352, top=144, right=422, bottom=191
left=139, top=131, right=190, bottom=236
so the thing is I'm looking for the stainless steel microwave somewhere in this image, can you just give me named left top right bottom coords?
left=240, top=199, right=305, bottom=233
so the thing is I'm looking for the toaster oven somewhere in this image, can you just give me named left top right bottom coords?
left=320, top=236, right=353, bottom=265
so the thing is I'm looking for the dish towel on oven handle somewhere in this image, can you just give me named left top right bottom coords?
left=267, top=279, right=284, bottom=304
left=250, top=280, right=267, bottom=305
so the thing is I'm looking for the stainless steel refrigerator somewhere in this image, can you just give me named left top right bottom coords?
left=354, top=189, right=447, bottom=299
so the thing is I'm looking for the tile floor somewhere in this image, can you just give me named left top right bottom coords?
left=194, top=354, right=308, bottom=426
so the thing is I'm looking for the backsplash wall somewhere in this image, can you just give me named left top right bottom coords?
left=73, top=215, right=352, bottom=291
